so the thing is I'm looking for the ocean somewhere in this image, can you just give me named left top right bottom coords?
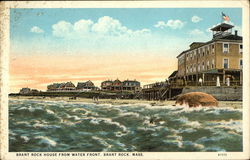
left=9, top=99, right=242, bottom=152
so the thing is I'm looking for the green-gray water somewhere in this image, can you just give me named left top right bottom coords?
left=9, top=99, right=242, bottom=152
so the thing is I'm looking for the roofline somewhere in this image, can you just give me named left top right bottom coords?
left=210, top=23, right=234, bottom=31
left=176, top=37, right=242, bottom=58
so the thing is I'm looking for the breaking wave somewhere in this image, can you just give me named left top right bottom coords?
left=9, top=99, right=242, bottom=152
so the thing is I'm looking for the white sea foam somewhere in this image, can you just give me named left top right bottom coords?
left=33, top=121, right=60, bottom=129
left=20, top=135, right=29, bottom=142
left=66, top=114, right=81, bottom=120
left=84, top=117, right=127, bottom=132
left=46, top=109, right=55, bottom=114
left=35, top=136, right=57, bottom=147
left=188, top=121, right=201, bottom=128
left=72, top=108, right=87, bottom=113
left=119, top=112, right=140, bottom=118
left=92, top=136, right=111, bottom=151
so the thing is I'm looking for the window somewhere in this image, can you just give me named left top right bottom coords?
left=211, top=44, right=215, bottom=54
left=202, top=62, right=205, bottom=70
left=240, top=59, right=243, bottom=69
left=223, top=43, right=229, bottom=53
left=186, top=66, right=189, bottom=73
left=212, top=59, right=215, bottom=69
left=198, top=64, right=200, bottom=72
left=193, top=64, right=196, bottom=72
left=190, top=65, right=192, bottom=72
left=207, top=61, right=209, bottom=70
left=239, top=44, right=243, bottom=53
left=223, top=59, right=229, bottom=69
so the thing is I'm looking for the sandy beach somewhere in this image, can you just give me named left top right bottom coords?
left=9, top=96, right=242, bottom=108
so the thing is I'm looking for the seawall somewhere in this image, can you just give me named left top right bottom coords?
left=181, top=86, right=242, bottom=101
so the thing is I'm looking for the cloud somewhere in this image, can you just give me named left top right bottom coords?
left=191, top=16, right=202, bottom=23
left=52, top=16, right=150, bottom=38
left=52, top=21, right=74, bottom=37
left=30, top=26, right=44, bottom=33
left=189, top=29, right=204, bottom=36
left=154, top=19, right=184, bottom=29
left=92, top=16, right=128, bottom=36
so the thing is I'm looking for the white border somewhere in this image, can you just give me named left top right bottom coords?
left=0, top=1, right=249, bottom=160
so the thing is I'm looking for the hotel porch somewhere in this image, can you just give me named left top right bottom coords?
left=174, top=69, right=242, bottom=87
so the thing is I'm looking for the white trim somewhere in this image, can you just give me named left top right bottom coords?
left=239, top=58, right=243, bottom=69
left=211, top=43, right=215, bottom=54
left=223, top=58, right=229, bottom=69
left=223, top=42, right=229, bottom=53
left=217, top=42, right=242, bottom=45
left=239, top=43, right=243, bottom=54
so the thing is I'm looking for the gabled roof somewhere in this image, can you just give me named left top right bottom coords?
left=113, top=79, right=121, bottom=83
left=102, top=80, right=113, bottom=83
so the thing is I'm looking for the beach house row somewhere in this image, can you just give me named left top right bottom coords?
left=101, top=79, right=141, bottom=93
left=47, top=80, right=98, bottom=92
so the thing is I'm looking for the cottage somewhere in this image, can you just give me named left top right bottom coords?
left=101, top=79, right=141, bottom=93
left=101, top=80, right=113, bottom=91
left=47, top=82, right=76, bottom=91
left=76, top=80, right=96, bottom=90
left=19, top=88, right=31, bottom=94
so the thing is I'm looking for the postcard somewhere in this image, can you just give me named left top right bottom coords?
left=0, top=1, right=249, bottom=160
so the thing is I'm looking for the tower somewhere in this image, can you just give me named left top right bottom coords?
left=210, top=23, right=234, bottom=39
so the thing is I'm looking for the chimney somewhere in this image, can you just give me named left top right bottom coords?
left=235, top=30, right=238, bottom=36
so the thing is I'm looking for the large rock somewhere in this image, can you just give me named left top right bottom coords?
left=175, top=92, right=218, bottom=107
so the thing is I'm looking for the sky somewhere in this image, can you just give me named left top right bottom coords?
left=10, top=8, right=242, bottom=93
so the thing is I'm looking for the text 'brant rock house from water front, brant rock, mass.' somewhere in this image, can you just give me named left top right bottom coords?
left=173, top=22, right=243, bottom=87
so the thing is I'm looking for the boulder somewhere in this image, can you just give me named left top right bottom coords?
left=175, top=92, right=218, bottom=107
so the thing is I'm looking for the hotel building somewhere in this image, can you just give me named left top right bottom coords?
left=175, top=23, right=243, bottom=86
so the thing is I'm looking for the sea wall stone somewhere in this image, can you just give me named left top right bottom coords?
left=181, top=86, right=242, bottom=101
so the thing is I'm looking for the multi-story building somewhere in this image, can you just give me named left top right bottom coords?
left=101, top=79, right=141, bottom=92
left=122, top=80, right=141, bottom=92
left=76, top=80, right=96, bottom=90
left=175, top=22, right=242, bottom=86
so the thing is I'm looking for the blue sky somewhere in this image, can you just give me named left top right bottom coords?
left=10, top=8, right=242, bottom=92
left=10, top=8, right=242, bottom=57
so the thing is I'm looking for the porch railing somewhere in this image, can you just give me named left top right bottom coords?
left=170, top=80, right=242, bottom=87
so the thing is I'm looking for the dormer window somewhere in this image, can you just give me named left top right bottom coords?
left=223, top=43, right=229, bottom=53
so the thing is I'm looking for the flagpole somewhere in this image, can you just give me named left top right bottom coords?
left=221, top=12, right=223, bottom=23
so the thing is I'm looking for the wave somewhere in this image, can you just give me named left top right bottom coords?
left=35, top=136, right=57, bottom=147
left=9, top=99, right=243, bottom=152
